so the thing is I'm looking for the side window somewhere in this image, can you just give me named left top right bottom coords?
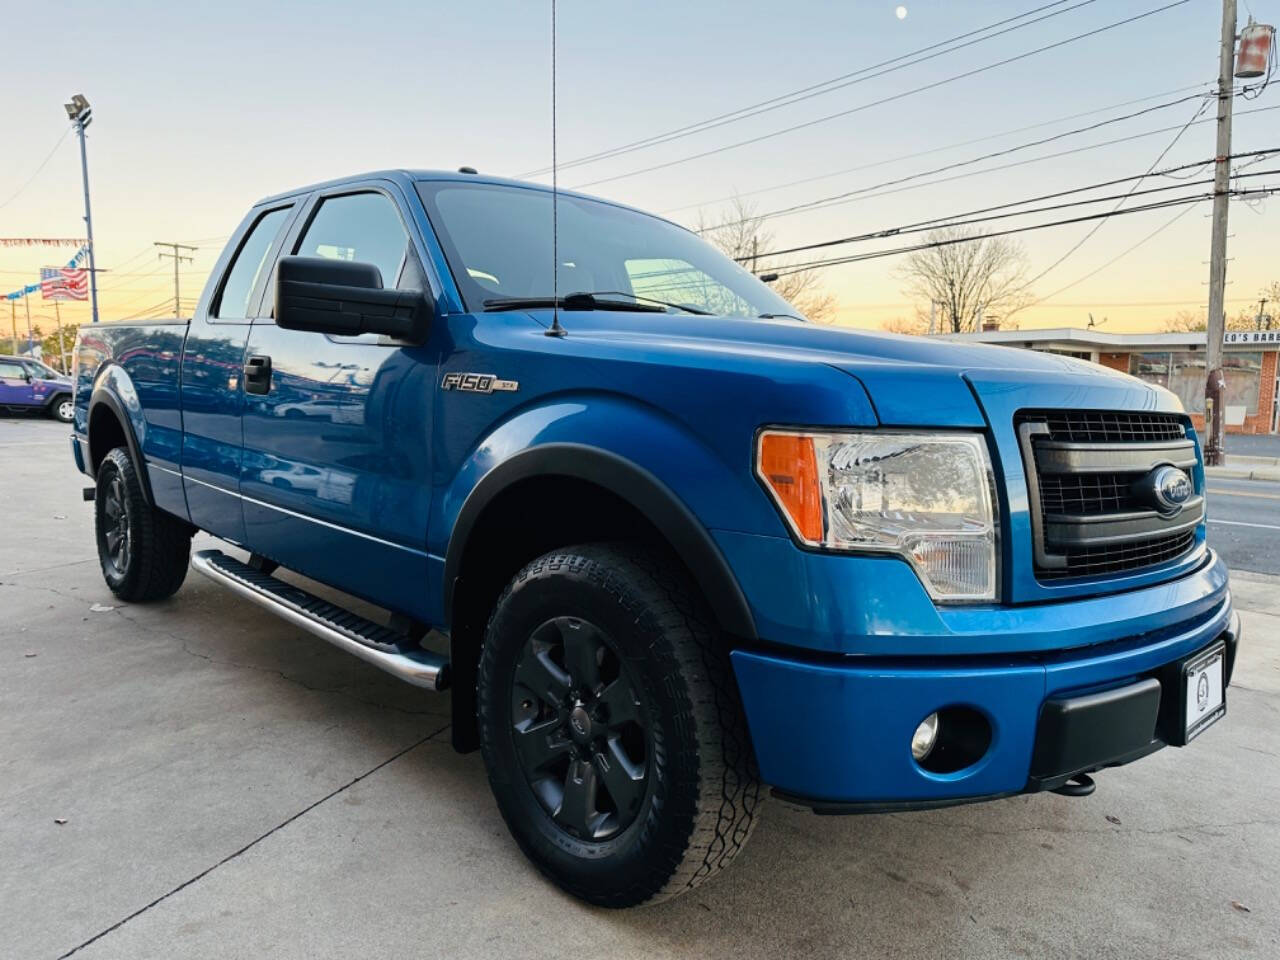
left=295, top=192, right=410, bottom=290
left=214, top=207, right=291, bottom=320
left=0, top=361, right=26, bottom=381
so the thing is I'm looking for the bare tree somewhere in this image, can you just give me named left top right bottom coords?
left=881, top=315, right=927, bottom=335
left=896, top=227, right=1033, bottom=333
left=698, top=198, right=837, bottom=323
left=1163, top=306, right=1259, bottom=333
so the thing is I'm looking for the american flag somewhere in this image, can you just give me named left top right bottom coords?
left=40, top=266, right=89, bottom=301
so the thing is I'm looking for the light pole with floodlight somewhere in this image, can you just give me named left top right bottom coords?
left=64, top=94, right=100, bottom=325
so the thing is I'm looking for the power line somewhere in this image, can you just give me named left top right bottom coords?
left=704, top=102, right=1280, bottom=229
left=748, top=159, right=1276, bottom=263
left=1030, top=201, right=1202, bottom=305
left=97, top=265, right=170, bottom=292
left=115, top=297, right=180, bottom=321
left=521, top=0, right=1097, bottom=177
left=699, top=91, right=1213, bottom=227
left=1019, top=94, right=1212, bottom=287
left=661, top=82, right=1213, bottom=215
left=570, top=1, right=1194, bottom=189
left=768, top=188, right=1270, bottom=277
left=0, top=128, right=72, bottom=210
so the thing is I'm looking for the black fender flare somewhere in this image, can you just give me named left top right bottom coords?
left=443, top=443, right=757, bottom=640
left=87, top=387, right=154, bottom=505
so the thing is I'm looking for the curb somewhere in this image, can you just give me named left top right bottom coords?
left=1205, top=466, right=1280, bottom=482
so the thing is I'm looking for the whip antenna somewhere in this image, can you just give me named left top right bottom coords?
left=546, top=0, right=566, bottom=337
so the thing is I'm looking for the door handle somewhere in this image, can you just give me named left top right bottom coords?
left=244, top=355, right=272, bottom=395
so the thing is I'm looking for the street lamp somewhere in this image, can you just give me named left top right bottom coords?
left=64, top=94, right=100, bottom=325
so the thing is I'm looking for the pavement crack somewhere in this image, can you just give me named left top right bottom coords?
left=54, top=726, right=448, bottom=960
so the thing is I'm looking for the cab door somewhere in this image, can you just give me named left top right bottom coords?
left=0, top=358, right=34, bottom=406
left=239, top=184, right=439, bottom=619
left=180, top=203, right=298, bottom=543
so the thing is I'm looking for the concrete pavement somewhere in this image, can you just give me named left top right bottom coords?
left=3, top=417, right=1278, bottom=959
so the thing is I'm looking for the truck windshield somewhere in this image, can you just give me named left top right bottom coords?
left=416, top=180, right=800, bottom=320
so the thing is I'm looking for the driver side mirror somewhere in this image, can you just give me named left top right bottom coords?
left=274, top=256, right=432, bottom=343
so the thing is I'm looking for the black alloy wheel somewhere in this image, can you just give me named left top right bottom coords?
left=99, top=470, right=132, bottom=578
left=477, top=544, right=762, bottom=907
left=510, top=616, right=649, bottom=841
left=93, top=446, right=193, bottom=602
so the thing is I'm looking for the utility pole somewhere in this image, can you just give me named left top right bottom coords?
left=23, top=295, right=34, bottom=357
left=154, top=242, right=196, bottom=317
left=1257, top=297, right=1270, bottom=330
left=1203, top=0, right=1236, bottom=466
left=53, top=302, right=68, bottom=371
left=64, top=95, right=100, bottom=325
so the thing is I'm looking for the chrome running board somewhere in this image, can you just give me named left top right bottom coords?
left=191, top=549, right=449, bottom=691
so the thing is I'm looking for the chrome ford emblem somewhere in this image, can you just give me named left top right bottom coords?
left=1145, top=465, right=1193, bottom=515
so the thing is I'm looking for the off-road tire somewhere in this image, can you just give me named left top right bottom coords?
left=95, top=446, right=192, bottom=602
left=477, top=543, right=762, bottom=907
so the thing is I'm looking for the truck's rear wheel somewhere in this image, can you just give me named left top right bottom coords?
left=477, top=544, right=762, bottom=907
left=94, top=447, right=192, bottom=602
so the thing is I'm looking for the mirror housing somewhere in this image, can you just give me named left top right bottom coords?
left=274, top=256, right=432, bottom=343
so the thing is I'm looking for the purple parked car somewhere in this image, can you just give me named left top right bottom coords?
left=0, top=354, right=74, bottom=423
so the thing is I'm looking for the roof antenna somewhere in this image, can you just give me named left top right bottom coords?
left=545, top=0, right=566, bottom=338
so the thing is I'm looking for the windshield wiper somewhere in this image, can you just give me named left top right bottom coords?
left=758, top=312, right=805, bottom=321
left=483, top=293, right=666, bottom=313
left=583, top=291, right=713, bottom=316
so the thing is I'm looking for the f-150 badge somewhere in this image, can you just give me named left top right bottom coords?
left=442, top=372, right=519, bottom=394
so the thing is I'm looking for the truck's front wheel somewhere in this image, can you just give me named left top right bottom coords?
left=94, top=447, right=192, bottom=602
left=477, top=544, right=762, bottom=907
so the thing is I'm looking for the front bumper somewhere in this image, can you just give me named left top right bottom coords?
left=732, top=553, right=1237, bottom=809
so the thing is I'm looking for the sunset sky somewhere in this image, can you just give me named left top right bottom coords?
left=1, top=0, right=1276, bottom=336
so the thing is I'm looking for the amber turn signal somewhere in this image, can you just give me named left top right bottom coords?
left=757, top=432, right=823, bottom=542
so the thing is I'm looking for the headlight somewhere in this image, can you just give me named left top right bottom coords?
left=756, top=430, right=998, bottom=602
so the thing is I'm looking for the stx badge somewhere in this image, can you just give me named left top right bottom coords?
left=442, top=372, right=519, bottom=394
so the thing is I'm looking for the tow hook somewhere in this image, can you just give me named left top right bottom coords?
left=1051, top=773, right=1096, bottom=797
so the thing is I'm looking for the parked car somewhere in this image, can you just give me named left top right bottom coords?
left=0, top=355, right=74, bottom=422
left=69, top=170, right=1237, bottom=907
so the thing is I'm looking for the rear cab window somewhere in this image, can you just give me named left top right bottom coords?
left=213, top=207, right=292, bottom=320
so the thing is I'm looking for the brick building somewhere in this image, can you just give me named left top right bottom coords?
left=934, top=327, right=1279, bottom=435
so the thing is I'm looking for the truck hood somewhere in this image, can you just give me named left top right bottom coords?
left=554, top=311, right=1172, bottom=427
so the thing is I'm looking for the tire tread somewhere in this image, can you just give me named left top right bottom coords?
left=478, top=543, right=762, bottom=907
left=97, top=447, right=191, bottom=602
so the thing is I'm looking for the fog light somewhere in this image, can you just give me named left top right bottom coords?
left=911, top=712, right=939, bottom=761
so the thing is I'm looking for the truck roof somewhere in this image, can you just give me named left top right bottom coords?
left=255, top=169, right=687, bottom=231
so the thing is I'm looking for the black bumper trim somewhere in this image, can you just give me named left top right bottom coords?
left=1027, top=677, right=1163, bottom=789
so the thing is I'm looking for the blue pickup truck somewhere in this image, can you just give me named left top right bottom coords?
left=70, top=169, right=1238, bottom=906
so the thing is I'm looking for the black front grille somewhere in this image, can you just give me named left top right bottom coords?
left=1038, top=473, right=1138, bottom=516
left=1038, top=531, right=1197, bottom=580
left=1017, top=410, right=1201, bottom=583
left=1024, top=410, right=1186, bottom=444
